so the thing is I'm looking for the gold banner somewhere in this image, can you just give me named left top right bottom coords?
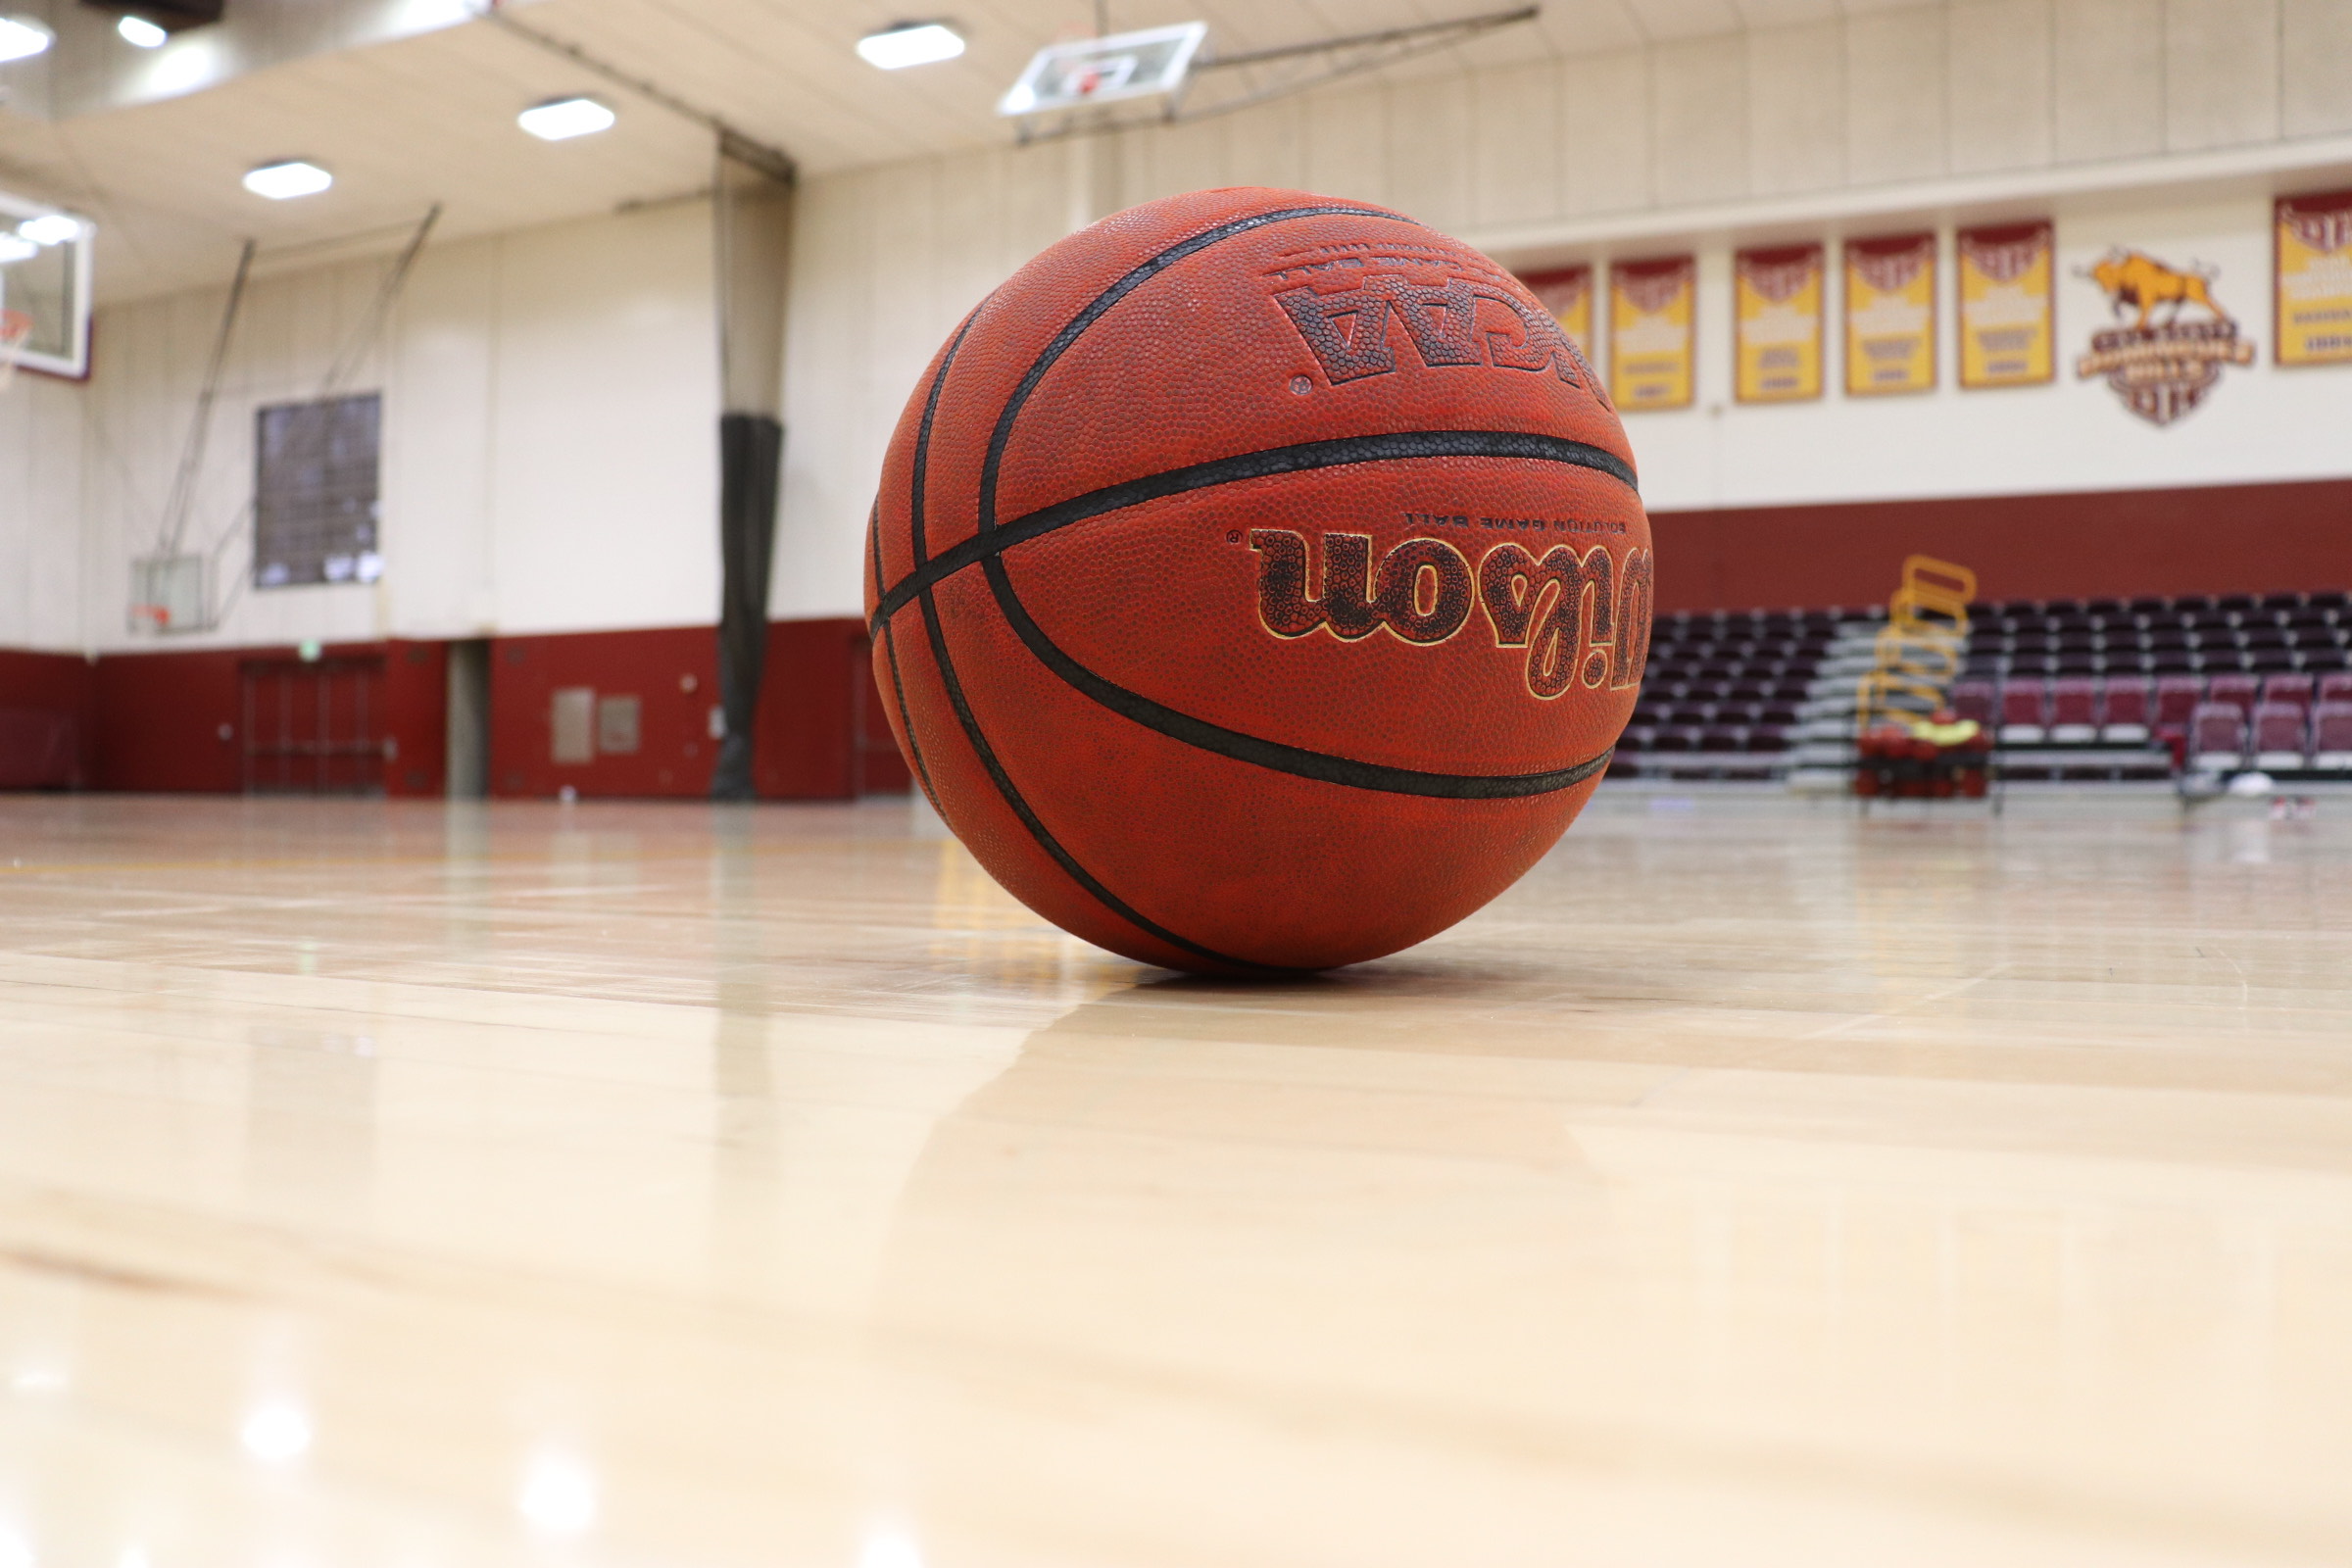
left=1520, top=265, right=1594, bottom=361
left=1957, top=221, right=2053, bottom=388
left=1734, top=244, right=1823, bottom=403
left=1843, top=233, right=1936, bottom=396
left=1609, top=257, right=1693, bottom=412
left=2277, top=190, right=2352, bottom=367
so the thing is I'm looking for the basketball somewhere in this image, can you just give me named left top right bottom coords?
left=865, top=186, right=1651, bottom=973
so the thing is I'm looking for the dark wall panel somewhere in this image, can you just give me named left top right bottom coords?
left=1651, top=476, right=2352, bottom=612
left=92, top=646, right=247, bottom=792
left=0, top=649, right=96, bottom=788
left=383, top=641, right=448, bottom=798
left=489, top=625, right=719, bottom=799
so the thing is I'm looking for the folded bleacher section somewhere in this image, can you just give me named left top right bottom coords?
left=1614, top=607, right=1853, bottom=779
left=1953, top=591, right=2352, bottom=780
left=1612, top=590, right=2352, bottom=783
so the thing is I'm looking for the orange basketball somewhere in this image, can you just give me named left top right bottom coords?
left=865, top=188, right=1651, bottom=973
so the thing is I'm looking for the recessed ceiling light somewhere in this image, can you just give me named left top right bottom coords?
left=857, top=21, right=963, bottom=70
left=243, top=160, right=333, bottom=200
left=18, top=214, right=80, bottom=245
left=0, top=15, right=54, bottom=62
left=517, top=96, right=615, bottom=141
left=18, top=216, right=80, bottom=246
left=118, top=14, right=168, bottom=47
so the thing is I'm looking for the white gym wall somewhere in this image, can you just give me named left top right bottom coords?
left=4, top=0, right=2350, bottom=654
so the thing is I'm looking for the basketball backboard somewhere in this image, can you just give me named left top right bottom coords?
left=0, top=187, right=93, bottom=382
left=997, top=22, right=1206, bottom=120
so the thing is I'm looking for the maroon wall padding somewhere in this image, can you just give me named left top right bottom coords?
left=92, top=645, right=248, bottom=792
left=490, top=624, right=719, bottom=799
left=0, top=620, right=906, bottom=800
left=487, top=618, right=911, bottom=801
left=0, top=649, right=95, bottom=787
left=84, top=641, right=443, bottom=794
left=383, top=641, right=448, bottom=798
left=1651, top=476, right=2352, bottom=612
left=754, top=618, right=912, bottom=801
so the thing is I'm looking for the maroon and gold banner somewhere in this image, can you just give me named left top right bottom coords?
left=1734, top=244, right=1823, bottom=403
left=1609, top=257, right=1693, bottom=412
left=2277, top=189, right=2352, bottom=367
left=1957, top=221, right=2053, bottom=387
left=1843, top=233, right=1936, bottom=396
left=1520, top=265, right=1594, bottom=361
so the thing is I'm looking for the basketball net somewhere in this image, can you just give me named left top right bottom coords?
left=0, top=310, right=30, bottom=392
left=129, top=603, right=171, bottom=633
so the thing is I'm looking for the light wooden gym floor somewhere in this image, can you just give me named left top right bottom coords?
left=0, top=788, right=2346, bottom=1568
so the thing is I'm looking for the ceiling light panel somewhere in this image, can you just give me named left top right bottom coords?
left=18, top=215, right=82, bottom=246
left=243, top=160, right=333, bottom=199
left=0, top=15, right=54, bottom=61
left=118, top=15, right=169, bottom=47
left=857, top=22, right=963, bottom=71
left=517, top=97, right=615, bottom=140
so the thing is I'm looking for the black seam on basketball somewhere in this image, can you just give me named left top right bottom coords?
left=903, top=311, right=1278, bottom=972
left=972, top=204, right=1402, bottom=543
left=965, top=204, right=1625, bottom=801
left=977, top=545, right=1615, bottom=799
left=914, top=574, right=1275, bottom=971
left=869, top=512, right=939, bottom=810
left=869, top=430, right=1636, bottom=630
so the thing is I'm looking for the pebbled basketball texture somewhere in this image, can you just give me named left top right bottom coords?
left=864, top=187, right=1651, bottom=974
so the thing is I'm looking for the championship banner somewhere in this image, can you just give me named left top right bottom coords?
left=1843, top=233, right=1936, bottom=396
left=1609, top=257, right=1693, bottom=412
left=1519, top=264, right=1594, bottom=359
left=2277, top=189, right=2352, bottom=367
left=1734, top=244, right=1823, bottom=403
left=1957, top=221, right=2053, bottom=388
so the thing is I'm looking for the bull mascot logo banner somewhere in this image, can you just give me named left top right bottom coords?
left=2075, top=248, right=2256, bottom=426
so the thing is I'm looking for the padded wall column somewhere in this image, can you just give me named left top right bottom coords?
left=710, top=141, right=795, bottom=801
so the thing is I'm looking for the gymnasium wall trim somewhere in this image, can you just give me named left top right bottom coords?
left=1649, top=475, right=2352, bottom=614
left=0, top=618, right=909, bottom=800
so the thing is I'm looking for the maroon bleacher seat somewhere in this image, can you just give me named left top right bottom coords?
left=2320, top=673, right=2352, bottom=705
left=1950, top=679, right=1996, bottom=725
left=2312, top=703, right=2352, bottom=770
left=2262, top=673, right=2315, bottom=711
left=2251, top=703, right=2310, bottom=772
left=2207, top=673, right=2260, bottom=713
left=2189, top=703, right=2247, bottom=770
left=2047, top=677, right=2099, bottom=742
left=2154, top=675, right=2204, bottom=730
left=2100, top=680, right=2152, bottom=742
left=1998, top=679, right=2048, bottom=743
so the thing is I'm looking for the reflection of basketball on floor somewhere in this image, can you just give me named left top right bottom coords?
left=865, top=187, right=1653, bottom=973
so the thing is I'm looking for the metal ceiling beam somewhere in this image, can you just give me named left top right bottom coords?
left=474, top=2, right=798, bottom=184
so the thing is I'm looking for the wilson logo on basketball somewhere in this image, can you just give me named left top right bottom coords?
left=1249, top=528, right=1652, bottom=699
left=1273, top=271, right=1596, bottom=390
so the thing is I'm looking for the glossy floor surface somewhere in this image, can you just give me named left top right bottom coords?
left=1, top=789, right=2348, bottom=1568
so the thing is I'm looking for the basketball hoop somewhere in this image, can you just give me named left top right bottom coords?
left=0, top=310, right=30, bottom=392
left=129, top=603, right=171, bottom=634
